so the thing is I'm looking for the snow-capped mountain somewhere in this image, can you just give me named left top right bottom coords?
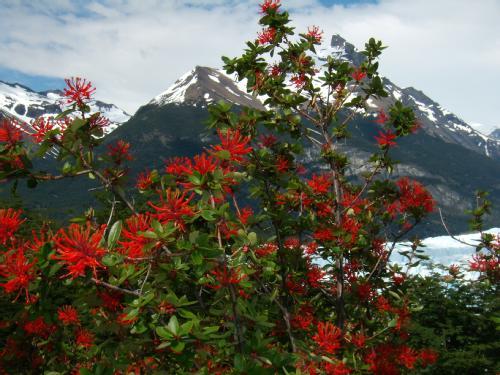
left=149, top=35, right=500, bottom=161
left=150, top=66, right=264, bottom=110
left=0, top=80, right=130, bottom=135
left=490, top=128, right=500, bottom=141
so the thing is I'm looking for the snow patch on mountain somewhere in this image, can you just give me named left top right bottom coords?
left=0, top=80, right=130, bottom=135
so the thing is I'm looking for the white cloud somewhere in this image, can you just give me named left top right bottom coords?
left=0, top=0, right=498, bottom=132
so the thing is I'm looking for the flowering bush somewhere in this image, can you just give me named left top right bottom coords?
left=0, top=1, right=497, bottom=373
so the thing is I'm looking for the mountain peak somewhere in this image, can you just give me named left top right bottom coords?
left=316, top=34, right=365, bottom=66
left=150, top=66, right=263, bottom=109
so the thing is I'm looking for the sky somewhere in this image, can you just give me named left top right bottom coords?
left=0, top=0, right=499, bottom=134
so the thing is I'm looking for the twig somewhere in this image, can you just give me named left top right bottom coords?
left=91, top=278, right=141, bottom=296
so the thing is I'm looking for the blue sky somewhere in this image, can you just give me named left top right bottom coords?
left=0, top=0, right=498, bottom=133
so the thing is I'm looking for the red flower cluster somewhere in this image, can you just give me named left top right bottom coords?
left=365, top=344, right=436, bottom=374
left=257, top=27, right=277, bottom=45
left=57, top=305, right=79, bottom=325
left=108, top=140, right=133, bottom=164
left=291, top=73, right=307, bottom=88
left=23, top=317, right=55, bottom=339
left=312, top=321, right=342, bottom=354
left=210, top=128, right=252, bottom=163
left=137, top=170, right=154, bottom=190
left=76, top=329, right=94, bottom=348
left=63, top=77, right=96, bottom=107
left=53, top=223, right=106, bottom=278
left=306, top=26, right=323, bottom=43
left=388, top=177, right=435, bottom=216
left=119, top=214, right=159, bottom=259
left=351, top=68, right=366, bottom=82
left=469, top=253, right=498, bottom=273
left=374, top=130, right=397, bottom=147
left=260, top=0, right=281, bottom=13
left=276, top=155, right=290, bottom=172
left=31, top=117, right=56, bottom=143
left=0, top=119, right=22, bottom=146
left=209, top=265, right=246, bottom=290
left=307, top=174, right=332, bottom=194
left=0, top=243, right=37, bottom=302
left=148, top=189, right=195, bottom=231
left=0, top=208, right=25, bottom=245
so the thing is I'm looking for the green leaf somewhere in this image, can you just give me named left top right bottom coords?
left=167, top=315, right=180, bottom=336
left=55, top=107, right=74, bottom=119
left=107, top=220, right=122, bottom=249
left=156, top=326, right=173, bottom=339
left=171, top=341, right=185, bottom=353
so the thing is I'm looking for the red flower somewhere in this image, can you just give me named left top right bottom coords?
left=375, top=110, right=388, bottom=125
left=191, top=153, right=218, bottom=176
left=0, top=119, right=22, bottom=146
left=148, top=189, right=195, bottom=231
left=255, top=242, right=278, bottom=257
left=306, top=26, right=323, bottom=43
left=375, top=296, right=392, bottom=312
left=117, top=312, right=138, bottom=326
left=324, top=362, right=352, bottom=375
left=211, top=129, right=252, bottom=163
left=137, top=170, right=154, bottom=190
left=53, top=223, right=106, bottom=278
left=374, top=130, right=397, bottom=147
left=419, top=348, right=438, bottom=366
left=63, top=77, right=96, bottom=107
left=351, top=333, right=366, bottom=348
left=76, top=329, right=94, bottom=348
left=237, top=207, right=254, bottom=225
left=119, top=214, right=158, bottom=259
left=57, top=305, right=79, bottom=325
left=259, top=134, right=277, bottom=147
left=23, top=317, right=55, bottom=339
left=394, top=177, right=435, bottom=214
left=398, top=345, right=418, bottom=369
left=209, top=265, right=246, bottom=290
left=31, top=117, right=57, bottom=143
left=276, top=155, right=290, bottom=172
left=257, top=27, right=277, bottom=45
left=291, top=73, right=307, bottom=88
left=306, top=264, right=325, bottom=288
left=0, top=243, right=36, bottom=302
left=108, top=140, right=133, bottom=164
left=260, top=0, right=280, bottom=13
left=98, top=291, right=123, bottom=311
left=0, top=208, right=25, bottom=245
left=356, top=282, right=374, bottom=301
left=307, top=174, right=332, bottom=194
left=469, top=253, right=498, bottom=273
left=351, top=68, right=366, bottom=82
left=88, top=115, right=110, bottom=129
left=314, top=228, right=335, bottom=242
left=159, top=301, right=176, bottom=315
left=312, top=322, right=342, bottom=354
left=269, top=64, right=282, bottom=77
left=291, top=304, right=315, bottom=330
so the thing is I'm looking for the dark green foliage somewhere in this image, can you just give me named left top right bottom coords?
left=408, top=274, right=500, bottom=374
